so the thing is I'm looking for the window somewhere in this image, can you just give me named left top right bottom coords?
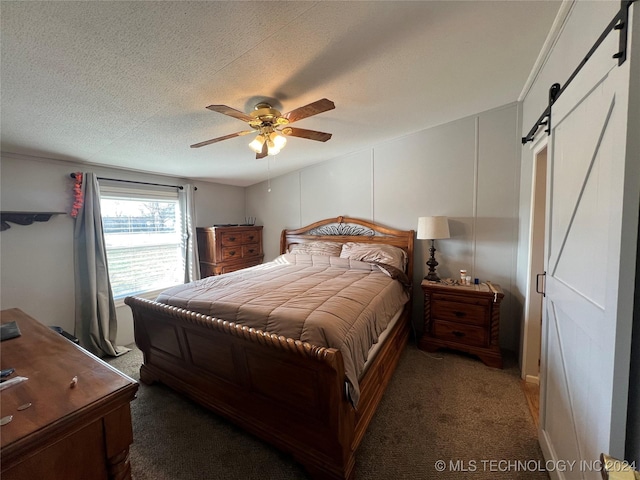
left=100, top=182, right=184, bottom=299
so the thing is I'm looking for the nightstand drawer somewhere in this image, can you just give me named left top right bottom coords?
left=432, top=320, right=488, bottom=347
left=432, top=299, right=488, bottom=326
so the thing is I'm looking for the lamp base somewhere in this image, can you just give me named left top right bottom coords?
left=424, top=272, right=441, bottom=282
left=425, top=239, right=441, bottom=282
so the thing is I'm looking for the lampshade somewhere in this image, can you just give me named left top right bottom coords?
left=267, top=132, right=286, bottom=156
left=249, top=131, right=288, bottom=156
left=248, top=134, right=266, bottom=153
left=417, top=216, right=450, bottom=240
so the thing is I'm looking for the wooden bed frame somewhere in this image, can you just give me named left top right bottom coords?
left=125, top=216, right=414, bottom=479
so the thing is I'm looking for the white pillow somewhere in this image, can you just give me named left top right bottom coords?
left=339, top=242, right=407, bottom=271
left=288, top=241, right=343, bottom=257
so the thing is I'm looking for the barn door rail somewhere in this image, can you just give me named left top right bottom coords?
left=522, top=0, right=635, bottom=144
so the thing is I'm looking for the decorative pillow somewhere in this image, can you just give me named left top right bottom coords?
left=339, top=242, right=407, bottom=271
left=288, top=241, right=343, bottom=257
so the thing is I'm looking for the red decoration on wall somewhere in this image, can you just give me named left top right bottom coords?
left=70, top=172, right=83, bottom=218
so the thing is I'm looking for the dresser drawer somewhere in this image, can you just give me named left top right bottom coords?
left=218, top=257, right=262, bottom=274
left=242, top=244, right=260, bottom=257
left=432, top=298, right=488, bottom=326
left=221, top=232, right=243, bottom=246
left=222, top=246, right=241, bottom=260
left=242, top=231, right=260, bottom=244
left=432, top=320, right=488, bottom=347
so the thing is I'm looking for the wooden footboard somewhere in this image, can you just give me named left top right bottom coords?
left=125, top=296, right=410, bottom=480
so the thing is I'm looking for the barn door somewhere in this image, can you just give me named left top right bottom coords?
left=539, top=22, right=635, bottom=480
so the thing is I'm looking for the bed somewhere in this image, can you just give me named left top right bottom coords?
left=125, top=216, right=414, bottom=479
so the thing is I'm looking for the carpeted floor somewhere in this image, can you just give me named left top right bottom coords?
left=107, top=343, right=548, bottom=480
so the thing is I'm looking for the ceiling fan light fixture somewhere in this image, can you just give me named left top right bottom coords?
left=266, top=141, right=281, bottom=156
left=248, top=134, right=265, bottom=153
left=270, top=132, right=287, bottom=150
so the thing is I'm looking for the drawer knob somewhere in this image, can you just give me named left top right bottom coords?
left=229, top=251, right=236, bottom=256
left=454, top=311, right=466, bottom=317
left=452, top=331, right=465, bottom=337
left=229, top=237, right=236, bottom=241
left=248, top=249, right=255, bottom=253
left=248, top=236, right=254, bottom=241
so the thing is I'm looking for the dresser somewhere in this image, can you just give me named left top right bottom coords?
left=419, top=281, right=504, bottom=368
left=197, top=225, right=264, bottom=277
left=0, top=308, right=138, bottom=480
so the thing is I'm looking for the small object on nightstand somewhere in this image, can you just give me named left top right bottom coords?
left=460, top=269, right=467, bottom=283
left=419, top=280, right=504, bottom=368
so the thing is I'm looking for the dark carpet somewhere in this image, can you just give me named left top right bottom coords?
left=107, top=343, right=548, bottom=479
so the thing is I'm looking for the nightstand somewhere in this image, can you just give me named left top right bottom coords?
left=419, top=280, right=504, bottom=368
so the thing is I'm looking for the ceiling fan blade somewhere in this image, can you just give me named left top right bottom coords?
left=282, top=98, right=335, bottom=124
left=256, top=141, right=268, bottom=159
left=190, top=130, right=253, bottom=148
left=206, top=104, right=254, bottom=123
left=282, top=127, right=332, bottom=142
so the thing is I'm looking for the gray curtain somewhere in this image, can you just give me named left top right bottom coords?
left=73, top=173, right=128, bottom=357
left=180, top=184, right=200, bottom=283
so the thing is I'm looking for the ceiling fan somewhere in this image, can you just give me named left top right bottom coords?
left=191, top=98, right=335, bottom=159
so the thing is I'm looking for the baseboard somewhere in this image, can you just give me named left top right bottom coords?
left=525, top=374, right=540, bottom=385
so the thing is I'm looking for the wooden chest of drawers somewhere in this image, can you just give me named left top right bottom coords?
left=419, top=280, right=504, bottom=368
left=0, top=308, right=138, bottom=480
left=197, top=225, right=264, bottom=277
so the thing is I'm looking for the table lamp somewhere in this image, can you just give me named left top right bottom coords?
left=417, top=216, right=450, bottom=281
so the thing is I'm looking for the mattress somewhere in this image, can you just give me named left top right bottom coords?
left=156, top=253, right=409, bottom=405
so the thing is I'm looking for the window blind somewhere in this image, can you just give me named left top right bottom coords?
left=99, top=181, right=184, bottom=299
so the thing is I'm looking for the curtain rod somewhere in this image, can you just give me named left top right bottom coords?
left=69, top=173, right=197, bottom=191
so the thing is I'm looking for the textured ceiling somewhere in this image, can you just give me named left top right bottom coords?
left=1, top=1, right=561, bottom=187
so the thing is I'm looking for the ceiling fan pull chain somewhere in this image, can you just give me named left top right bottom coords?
left=267, top=157, right=272, bottom=193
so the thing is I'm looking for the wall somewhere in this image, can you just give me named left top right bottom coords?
left=0, top=153, right=245, bottom=346
left=247, top=103, right=522, bottom=350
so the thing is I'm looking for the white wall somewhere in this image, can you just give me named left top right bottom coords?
left=0, top=153, right=245, bottom=346
left=247, top=103, right=522, bottom=350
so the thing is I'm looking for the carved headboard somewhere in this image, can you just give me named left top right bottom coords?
left=280, top=216, right=415, bottom=280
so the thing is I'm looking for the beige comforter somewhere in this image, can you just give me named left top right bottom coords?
left=156, top=253, right=409, bottom=405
